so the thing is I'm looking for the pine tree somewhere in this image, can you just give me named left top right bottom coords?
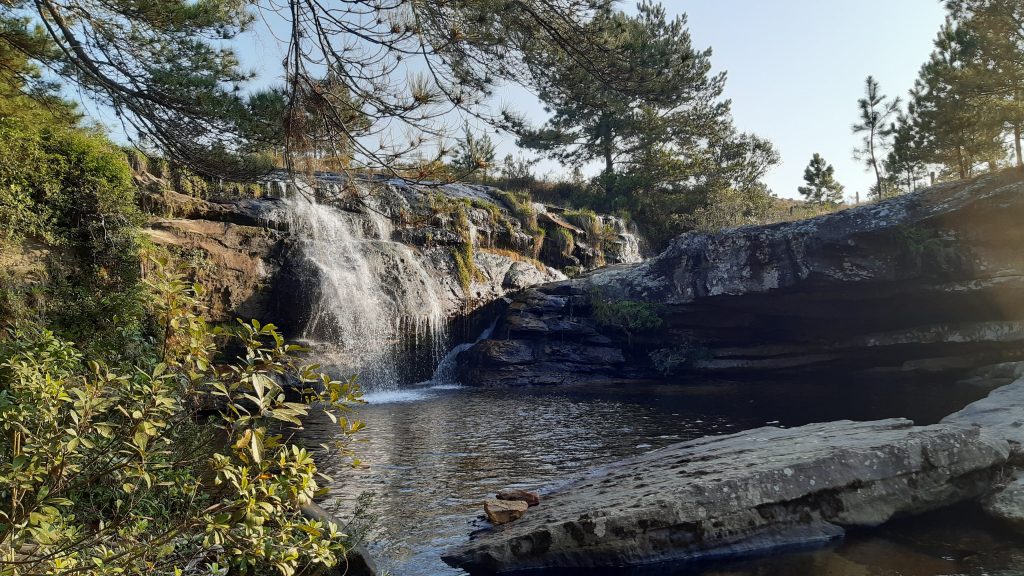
left=516, top=1, right=732, bottom=193
left=884, top=107, right=929, bottom=194
left=515, top=1, right=778, bottom=246
left=453, top=123, right=498, bottom=181
left=797, top=154, right=845, bottom=205
left=947, top=0, right=1024, bottom=170
left=853, top=76, right=901, bottom=201
left=912, top=20, right=1006, bottom=180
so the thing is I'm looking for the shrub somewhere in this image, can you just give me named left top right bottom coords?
left=0, top=118, right=147, bottom=361
left=591, top=290, right=665, bottom=344
left=0, top=259, right=364, bottom=576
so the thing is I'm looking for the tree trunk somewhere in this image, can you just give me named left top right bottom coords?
left=1015, top=122, right=1023, bottom=172
left=957, top=146, right=967, bottom=180
left=602, top=127, right=614, bottom=195
left=869, top=128, right=883, bottom=201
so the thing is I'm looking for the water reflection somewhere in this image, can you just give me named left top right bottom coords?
left=298, top=379, right=1018, bottom=576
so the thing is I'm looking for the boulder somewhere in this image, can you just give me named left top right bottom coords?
left=497, top=489, right=541, bottom=507
left=443, top=418, right=1009, bottom=574
left=484, top=499, right=529, bottom=525
left=458, top=172, right=1024, bottom=387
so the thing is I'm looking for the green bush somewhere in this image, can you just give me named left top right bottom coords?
left=0, top=260, right=364, bottom=576
left=591, top=290, right=665, bottom=344
left=0, top=118, right=148, bottom=361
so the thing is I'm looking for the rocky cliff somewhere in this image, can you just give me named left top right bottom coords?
left=139, top=171, right=642, bottom=383
left=456, top=172, right=1024, bottom=386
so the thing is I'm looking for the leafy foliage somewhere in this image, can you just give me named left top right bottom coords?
left=0, top=100, right=146, bottom=362
left=591, top=290, right=664, bottom=343
left=0, top=259, right=364, bottom=576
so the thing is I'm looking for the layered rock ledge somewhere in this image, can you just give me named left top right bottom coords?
left=457, top=172, right=1024, bottom=386
left=443, top=378, right=1024, bottom=574
left=137, top=172, right=642, bottom=332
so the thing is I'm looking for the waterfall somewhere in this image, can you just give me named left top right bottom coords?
left=599, top=215, right=643, bottom=264
left=277, top=179, right=448, bottom=391
left=427, top=318, right=498, bottom=385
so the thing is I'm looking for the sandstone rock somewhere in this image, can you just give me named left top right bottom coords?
left=484, top=499, right=528, bottom=525
left=443, top=418, right=1009, bottom=574
left=458, top=172, right=1024, bottom=386
left=496, top=489, right=541, bottom=507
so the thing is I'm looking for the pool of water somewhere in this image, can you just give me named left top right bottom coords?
left=299, top=378, right=1020, bottom=576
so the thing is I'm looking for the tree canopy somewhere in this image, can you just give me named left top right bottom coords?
left=1, top=0, right=636, bottom=178
left=513, top=1, right=779, bottom=247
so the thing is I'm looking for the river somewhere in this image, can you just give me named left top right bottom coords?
left=298, top=377, right=1024, bottom=576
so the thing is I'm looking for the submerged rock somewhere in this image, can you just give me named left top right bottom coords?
left=443, top=418, right=1009, bottom=574
left=484, top=499, right=529, bottom=525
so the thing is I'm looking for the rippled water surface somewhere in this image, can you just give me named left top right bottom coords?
left=298, top=379, right=1023, bottom=576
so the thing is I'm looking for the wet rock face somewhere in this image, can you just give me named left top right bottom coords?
left=442, top=418, right=1010, bottom=574
left=457, top=172, right=1024, bottom=386
left=141, top=175, right=638, bottom=328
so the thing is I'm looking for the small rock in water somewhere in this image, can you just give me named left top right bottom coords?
left=496, top=489, right=541, bottom=507
left=484, top=499, right=529, bottom=525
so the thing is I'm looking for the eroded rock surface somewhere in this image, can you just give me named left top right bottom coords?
left=140, top=173, right=639, bottom=329
left=458, top=172, right=1024, bottom=386
left=442, top=419, right=1009, bottom=574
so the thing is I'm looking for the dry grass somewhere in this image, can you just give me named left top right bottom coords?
left=479, top=247, right=548, bottom=272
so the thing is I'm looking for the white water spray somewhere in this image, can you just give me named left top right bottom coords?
left=276, top=179, right=448, bottom=391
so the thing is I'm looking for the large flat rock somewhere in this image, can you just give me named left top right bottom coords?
left=943, top=377, right=1024, bottom=459
left=442, top=419, right=1009, bottom=574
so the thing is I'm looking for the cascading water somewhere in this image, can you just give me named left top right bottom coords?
left=428, top=318, right=498, bottom=385
left=275, top=179, right=448, bottom=391
left=599, top=215, right=643, bottom=264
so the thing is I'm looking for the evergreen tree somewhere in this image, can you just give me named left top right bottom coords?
left=516, top=1, right=731, bottom=193
left=946, top=0, right=1024, bottom=170
left=884, top=107, right=929, bottom=194
left=453, top=123, right=498, bottom=181
left=912, top=20, right=1006, bottom=179
left=515, top=1, right=778, bottom=246
left=797, top=154, right=845, bottom=205
left=852, top=76, right=900, bottom=201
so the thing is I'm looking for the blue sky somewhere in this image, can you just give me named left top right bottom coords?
left=170, top=1, right=950, bottom=200
left=675, top=0, right=948, bottom=199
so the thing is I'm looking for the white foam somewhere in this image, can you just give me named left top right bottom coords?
left=362, top=390, right=432, bottom=404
